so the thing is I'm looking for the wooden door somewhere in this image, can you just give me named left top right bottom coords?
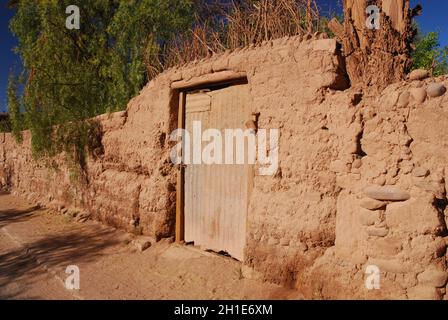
left=184, top=84, right=251, bottom=261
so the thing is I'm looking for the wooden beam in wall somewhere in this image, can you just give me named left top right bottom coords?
left=171, top=71, right=247, bottom=90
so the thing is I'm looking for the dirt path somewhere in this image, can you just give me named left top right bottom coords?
left=0, top=193, right=300, bottom=300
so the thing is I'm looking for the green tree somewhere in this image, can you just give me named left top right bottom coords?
left=6, top=73, right=23, bottom=142
left=412, top=31, right=448, bottom=76
left=109, top=0, right=195, bottom=81
left=8, top=0, right=195, bottom=160
left=0, top=114, right=12, bottom=134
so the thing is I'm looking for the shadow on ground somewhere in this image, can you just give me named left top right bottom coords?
left=0, top=206, right=40, bottom=229
left=0, top=225, right=119, bottom=298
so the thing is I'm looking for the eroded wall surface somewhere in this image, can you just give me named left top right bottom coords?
left=1, top=35, right=447, bottom=299
left=303, top=77, right=448, bottom=299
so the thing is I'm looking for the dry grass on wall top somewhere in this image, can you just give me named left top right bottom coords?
left=146, top=0, right=332, bottom=79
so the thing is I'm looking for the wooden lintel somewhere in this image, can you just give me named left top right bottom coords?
left=171, top=71, right=247, bottom=90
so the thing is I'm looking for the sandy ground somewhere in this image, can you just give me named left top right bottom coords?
left=0, top=193, right=300, bottom=300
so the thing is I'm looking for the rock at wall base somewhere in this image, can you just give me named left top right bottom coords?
left=132, top=237, right=152, bottom=252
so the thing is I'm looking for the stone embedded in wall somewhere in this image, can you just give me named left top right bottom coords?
left=412, top=167, right=429, bottom=178
left=426, top=83, right=447, bottom=98
left=382, top=90, right=400, bottom=109
left=359, top=198, right=387, bottom=210
left=373, top=176, right=387, bottom=187
left=364, top=185, right=411, bottom=201
left=410, top=87, right=427, bottom=104
left=417, top=267, right=448, bottom=288
left=368, top=257, right=409, bottom=274
left=408, top=69, right=430, bottom=81
left=366, top=226, right=389, bottom=237
left=397, top=91, right=410, bottom=108
left=352, top=159, right=362, bottom=169
left=385, top=199, right=444, bottom=235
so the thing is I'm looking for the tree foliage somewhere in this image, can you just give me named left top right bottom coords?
left=0, top=114, right=12, bottom=134
left=6, top=73, right=22, bottom=141
left=412, top=31, right=448, bottom=76
left=8, top=0, right=195, bottom=160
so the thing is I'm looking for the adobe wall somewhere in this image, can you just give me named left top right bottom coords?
left=1, top=34, right=447, bottom=299
left=299, top=76, right=448, bottom=299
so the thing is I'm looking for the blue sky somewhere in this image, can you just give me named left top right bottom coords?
left=1, top=1, right=448, bottom=112
left=0, top=6, right=19, bottom=113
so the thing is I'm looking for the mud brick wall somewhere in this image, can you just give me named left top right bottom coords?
left=1, top=35, right=447, bottom=299
left=302, top=77, right=448, bottom=299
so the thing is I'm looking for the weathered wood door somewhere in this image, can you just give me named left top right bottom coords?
left=184, top=84, right=251, bottom=261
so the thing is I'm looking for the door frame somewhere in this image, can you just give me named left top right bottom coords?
left=175, top=90, right=186, bottom=243
left=174, top=76, right=249, bottom=245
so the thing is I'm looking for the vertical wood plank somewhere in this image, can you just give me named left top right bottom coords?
left=175, top=91, right=185, bottom=243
